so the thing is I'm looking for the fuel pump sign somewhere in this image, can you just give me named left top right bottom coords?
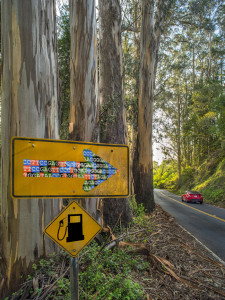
left=44, top=201, right=102, bottom=257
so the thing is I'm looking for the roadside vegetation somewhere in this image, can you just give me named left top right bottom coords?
left=6, top=200, right=225, bottom=299
left=4, top=198, right=151, bottom=300
left=153, top=149, right=225, bottom=208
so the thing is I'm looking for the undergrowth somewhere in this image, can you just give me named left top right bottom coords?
left=79, top=241, right=147, bottom=299
left=6, top=243, right=147, bottom=300
left=5, top=198, right=150, bottom=300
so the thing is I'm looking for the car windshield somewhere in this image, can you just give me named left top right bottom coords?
left=189, top=191, right=200, bottom=194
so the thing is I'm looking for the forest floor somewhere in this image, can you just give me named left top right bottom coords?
left=6, top=204, right=225, bottom=300
left=138, top=204, right=225, bottom=299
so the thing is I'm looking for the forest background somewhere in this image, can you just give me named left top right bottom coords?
left=58, top=0, right=225, bottom=205
left=0, top=0, right=224, bottom=297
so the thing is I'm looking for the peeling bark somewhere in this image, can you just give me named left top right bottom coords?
left=99, top=0, right=132, bottom=227
left=69, top=0, right=99, bottom=218
left=134, top=0, right=174, bottom=212
left=69, top=0, right=98, bottom=142
left=0, top=1, right=61, bottom=296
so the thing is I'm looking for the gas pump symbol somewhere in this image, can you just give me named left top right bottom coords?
left=57, top=214, right=84, bottom=242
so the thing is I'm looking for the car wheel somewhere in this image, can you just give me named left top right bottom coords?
left=200, top=202, right=203, bottom=204
left=181, top=197, right=184, bottom=202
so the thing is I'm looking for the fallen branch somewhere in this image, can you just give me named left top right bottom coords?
left=105, top=229, right=148, bottom=250
left=36, top=266, right=70, bottom=300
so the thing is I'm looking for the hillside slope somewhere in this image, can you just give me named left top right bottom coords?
left=153, top=150, right=225, bottom=208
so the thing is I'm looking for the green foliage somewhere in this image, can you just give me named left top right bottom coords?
left=32, top=263, right=37, bottom=270
left=129, top=195, right=150, bottom=226
left=7, top=239, right=147, bottom=299
left=194, top=156, right=225, bottom=207
left=155, top=150, right=225, bottom=207
left=179, top=166, right=195, bottom=189
left=122, top=0, right=141, bottom=143
left=79, top=241, right=146, bottom=300
left=57, top=2, right=70, bottom=139
left=154, top=0, right=225, bottom=174
left=56, top=278, right=70, bottom=297
left=153, top=160, right=178, bottom=190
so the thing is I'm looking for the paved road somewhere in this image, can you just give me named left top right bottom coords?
left=154, top=189, right=225, bottom=263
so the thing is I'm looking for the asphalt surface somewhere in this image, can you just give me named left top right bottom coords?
left=154, top=189, right=225, bottom=263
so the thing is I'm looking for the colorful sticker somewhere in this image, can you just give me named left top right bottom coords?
left=23, top=149, right=118, bottom=192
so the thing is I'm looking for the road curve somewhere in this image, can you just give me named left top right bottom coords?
left=154, top=189, right=225, bottom=263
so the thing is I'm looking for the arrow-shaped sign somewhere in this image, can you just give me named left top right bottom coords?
left=23, top=149, right=118, bottom=192
left=11, top=137, right=129, bottom=198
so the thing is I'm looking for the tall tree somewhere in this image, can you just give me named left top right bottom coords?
left=0, top=1, right=61, bottom=296
left=154, top=0, right=225, bottom=174
left=134, top=0, right=174, bottom=212
left=122, top=0, right=141, bottom=194
left=69, top=0, right=99, bottom=218
left=99, top=0, right=132, bottom=226
left=57, top=2, right=70, bottom=140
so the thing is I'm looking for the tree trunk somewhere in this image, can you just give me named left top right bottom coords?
left=207, top=32, right=212, bottom=79
left=134, top=1, right=158, bottom=212
left=0, top=1, right=61, bottom=296
left=187, top=136, right=190, bottom=166
left=177, top=93, right=181, bottom=184
left=221, top=56, right=223, bottom=85
left=192, top=46, right=195, bottom=90
left=69, top=0, right=99, bottom=220
left=134, top=0, right=173, bottom=212
left=99, top=0, right=132, bottom=227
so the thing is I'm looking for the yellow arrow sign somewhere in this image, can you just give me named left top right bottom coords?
left=11, top=137, right=130, bottom=198
left=44, top=201, right=102, bottom=257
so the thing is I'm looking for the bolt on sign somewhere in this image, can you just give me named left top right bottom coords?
left=44, top=201, right=102, bottom=257
left=11, top=137, right=130, bottom=198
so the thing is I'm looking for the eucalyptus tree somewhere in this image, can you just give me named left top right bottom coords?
left=57, top=2, right=70, bottom=139
left=121, top=0, right=141, bottom=194
left=99, top=0, right=132, bottom=226
left=154, top=0, right=225, bottom=174
left=69, top=0, right=99, bottom=218
left=134, top=0, right=175, bottom=212
left=0, top=0, right=61, bottom=297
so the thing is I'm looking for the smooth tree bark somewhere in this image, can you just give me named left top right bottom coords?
left=99, top=0, right=132, bottom=227
left=177, top=91, right=181, bottom=183
left=134, top=0, right=174, bottom=212
left=69, top=0, right=99, bottom=219
left=0, top=1, right=61, bottom=296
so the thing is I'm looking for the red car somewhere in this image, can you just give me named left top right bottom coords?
left=181, top=191, right=203, bottom=204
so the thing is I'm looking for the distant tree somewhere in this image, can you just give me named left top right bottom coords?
left=0, top=1, right=61, bottom=297
left=57, top=2, right=70, bottom=139
left=154, top=0, right=225, bottom=177
left=121, top=0, right=141, bottom=194
left=99, top=0, right=132, bottom=226
left=69, top=0, right=99, bottom=218
left=134, top=0, right=175, bottom=212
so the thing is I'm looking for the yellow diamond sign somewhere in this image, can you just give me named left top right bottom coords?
left=44, top=201, right=102, bottom=257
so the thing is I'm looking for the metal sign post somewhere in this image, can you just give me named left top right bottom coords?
left=70, top=256, right=79, bottom=300
left=44, top=200, right=102, bottom=299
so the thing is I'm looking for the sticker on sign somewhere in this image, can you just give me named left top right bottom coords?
left=11, top=137, right=129, bottom=198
